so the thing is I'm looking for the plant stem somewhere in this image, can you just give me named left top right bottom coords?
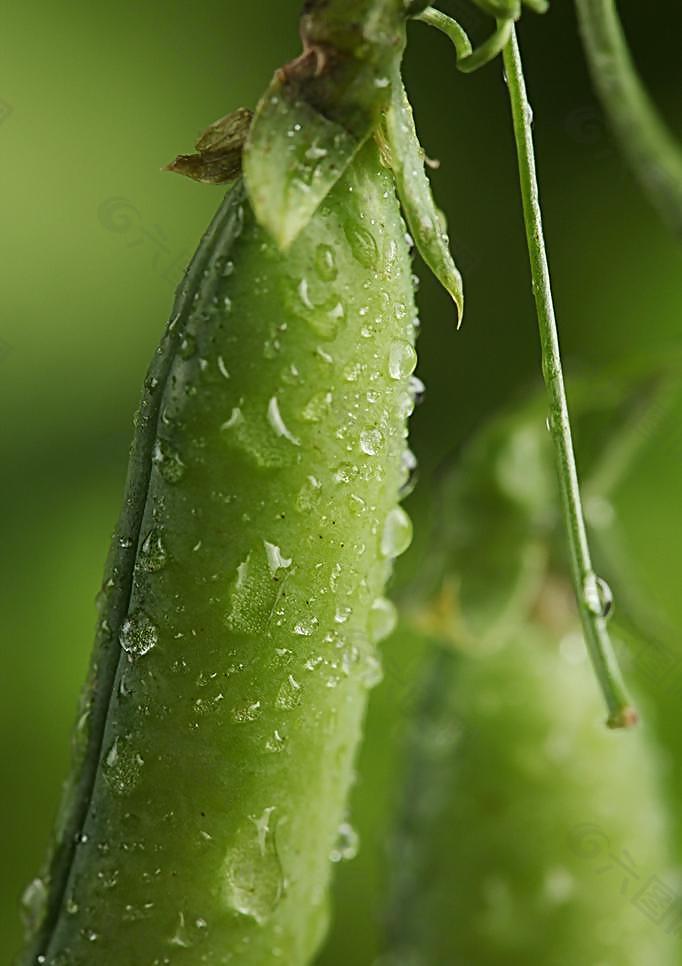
left=575, top=0, right=682, bottom=238
left=502, top=27, right=636, bottom=728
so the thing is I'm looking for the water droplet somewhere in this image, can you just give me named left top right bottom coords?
left=153, top=439, right=185, bottom=483
left=296, top=475, right=322, bottom=512
left=65, top=896, right=79, bottom=916
left=330, top=822, right=359, bottom=863
left=263, top=541, right=292, bottom=576
left=297, top=277, right=314, bottom=310
left=267, top=396, right=300, bottom=446
left=361, top=654, right=384, bottom=689
left=583, top=572, right=614, bottom=619
left=388, top=341, right=417, bottom=381
left=399, top=449, right=418, bottom=497
left=344, top=220, right=379, bottom=269
left=349, top=494, right=366, bottom=515
left=276, top=674, right=303, bottom=710
left=103, top=736, right=144, bottom=795
left=217, top=355, right=230, bottom=380
left=302, top=391, right=332, bottom=423
left=21, top=877, right=48, bottom=931
left=223, top=807, right=284, bottom=925
left=222, top=407, right=242, bottom=431
left=179, top=333, right=196, bottom=360
left=329, top=602, right=348, bottom=625
left=138, top=527, right=168, bottom=573
left=343, top=361, right=362, bottom=383
left=314, top=243, right=338, bottom=281
left=294, top=615, right=318, bottom=636
left=265, top=729, right=286, bottom=753
left=119, top=611, right=158, bottom=658
left=359, top=429, right=383, bottom=456
left=368, top=597, right=398, bottom=643
left=231, top=701, right=263, bottom=723
left=227, top=551, right=278, bottom=636
left=168, top=911, right=208, bottom=949
left=381, top=507, right=413, bottom=559
left=409, top=375, right=426, bottom=405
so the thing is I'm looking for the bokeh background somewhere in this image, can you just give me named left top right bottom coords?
left=3, top=0, right=682, bottom=961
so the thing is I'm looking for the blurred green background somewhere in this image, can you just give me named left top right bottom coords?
left=3, top=1, right=682, bottom=962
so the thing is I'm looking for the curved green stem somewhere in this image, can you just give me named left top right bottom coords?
left=415, top=7, right=513, bottom=73
left=502, top=27, right=636, bottom=729
left=575, top=0, right=682, bottom=237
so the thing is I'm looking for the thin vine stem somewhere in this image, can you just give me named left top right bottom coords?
left=502, top=26, right=637, bottom=728
left=576, top=0, right=682, bottom=237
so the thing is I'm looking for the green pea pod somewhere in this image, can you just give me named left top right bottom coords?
left=21, top=138, right=418, bottom=966
left=380, top=369, right=678, bottom=964
left=383, top=622, right=676, bottom=965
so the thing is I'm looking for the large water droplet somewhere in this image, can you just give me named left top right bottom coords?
left=368, top=597, right=398, bottom=643
left=381, top=507, right=413, bottom=559
left=584, top=572, right=614, bottom=619
left=388, top=341, right=417, bottom=381
left=222, top=404, right=291, bottom=469
left=119, top=611, right=158, bottom=658
left=296, top=475, right=322, bottom=512
left=227, top=552, right=278, bottom=636
left=276, top=674, right=303, bottom=710
left=267, top=396, right=300, bottom=446
left=265, top=729, right=287, bottom=754
left=330, top=822, right=359, bottom=863
left=21, top=877, right=48, bottom=931
left=152, top=440, right=185, bottom=483
left=223, top=807, right=284, bottom=925
left=302, top=391, right=333, bottom=423
left=103, top=736, right=144, bottom=795
left=399, top=449, right=418, bottom=497
left=314, top=243, right=338, bottom=281
left=179, top=333, right=197, bottom=360
left=409, top=375, right=426, bottom=405
left=361, top=654, right=384, bottom=690
left=359, top=429, right=383, bottom=456
left=344, top=220, right=379, bottom=269
left=263, top=541, right=292, bottom=576
left=231, top=700, right=263, bottom=723
left=138, top=527, right=168, bottom=573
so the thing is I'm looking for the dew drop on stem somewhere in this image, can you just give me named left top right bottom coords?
left=583, top=573, right=614, bottom=619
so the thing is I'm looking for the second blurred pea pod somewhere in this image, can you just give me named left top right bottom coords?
left=382, top=395, right=678, bottom=966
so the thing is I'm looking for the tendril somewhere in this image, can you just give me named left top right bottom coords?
left=413, top=1, right=546, bottom=73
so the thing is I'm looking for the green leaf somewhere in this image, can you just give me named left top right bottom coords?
left=243, top=83, right=359, bottom=250
left=243, top=0, right=408, bottom=249
left=165, top=108, right=253, bottom=185
left=381, top=76, right=464, bottom=323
